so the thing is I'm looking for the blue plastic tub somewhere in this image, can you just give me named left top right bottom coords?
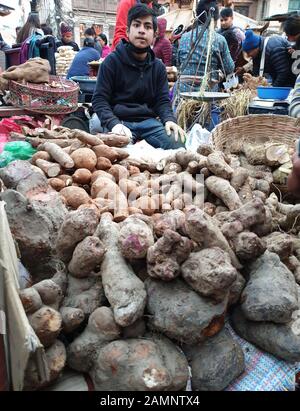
left=70, top=76, right=97, bottom=94
left=257, top=86, right=292, bottom=100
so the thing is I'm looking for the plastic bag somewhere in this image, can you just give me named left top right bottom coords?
left=3, top=141, right=36, bottom=160
left=185, top=124, right=212, bottom=152
left=0, top=151, right=15, bottom=167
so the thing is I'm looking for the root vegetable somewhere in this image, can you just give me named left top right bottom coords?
left=147, top=229, right=193, bottom=281
left=71, top=129, right=103, bottom=146
left=113, top=147, right=129, bottom=161
left=230, top=168, right=249, bottom=191
left=207, top=152, right=234, bottom=179
left=119, top=179, right=140, bottom=197
left=203, top=202, right=216, bottom=216
left=96, top=157, right=112, bottom=170
left=96, top=133, right=130, bottom=147
left=95, top=213, right=147, bottom=327
left=197, top=143, right=213, bottom=156
left=51, top=271, right=68, bottom=295
left=35, top=159, right=61, bottom=178
left=163, top=162, right=182, bottom=174
left=92, top=145, right=119, bottom=162
left=60, top=307, right=85, bottom=333
left=31, top=151, right=51, bottom=165
left=128, top=165, right=140, bottom=175
left=263, top=232, right=293, bottom=260
left=70, top=148, right=97, bottom=171
left=108, top=164, right=129, bottom=182
left=91, top=170, right=113, bottom=184
left=185, top=206, right=241, bottom=269
left=48, top=178, right=65, bottom=191
left=206, top=176, right=242, bottom=211
left=57, top=174, right=73, bottom=187
left=231, top=232, right=266, bottom=261
left=68, top=236, right=106, bottom=278
left=19, top=287, right=42, bottom=313
left=153, top=209, right=186, bottom=237
left=67, top=307, right=121, bottom=372
left=181, top=247, right=237, bottom=302
left=43, top=142, right=74, bottom=169
left=29, top=138, right=71, bottom=148
left=28, top=306, right=62, bottom=347
left=119, top=216, right=154, bottom=260
left=56, top=208, right=100, bottom=262
left=33, top=279, right=63, bottom=308
left=131, top=196, right=157, bottom=216
left=243, top=144, right=266, bottom=165
left=72, top=168, right=92, bottom=185
left=128, top=207, right=143, bottom=215
left=60, top=186, right=91, bottom=209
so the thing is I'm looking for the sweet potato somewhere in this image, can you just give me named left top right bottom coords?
left=71, top=148, right=97, bottom=171
left=60, top=186, right=91, bottom=209
left=96, top=156, right=112, bottom=170
left=96, top=133, right=130, bottom=147
left=72, top=168, right=92, bottom=185
left=92, top=145, right=119, bottom=162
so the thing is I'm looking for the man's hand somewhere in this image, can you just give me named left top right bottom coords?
left=165, top=121, right=186, bottom=144
left=112, top=123, right=132, bottom=138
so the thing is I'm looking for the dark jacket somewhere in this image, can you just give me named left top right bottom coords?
left=218, top=26, right=245, bottom=65
left=92, top=39, right=176, bottom=131
left=253, top=36, right=296, bottom=87
left=67, top=47, right=100, bottom=79
left=56, top=39, right=79, bottom=52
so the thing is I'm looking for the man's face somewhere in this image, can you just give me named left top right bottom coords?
left=287, top=33, right=300, bottom=43
left=220, top=16, right=233, bottom=30
left=246, top=47, right=259, bottom=59
left=63, top=34, right=73, bottom=43
left=127, top=16, right=155, bottom=49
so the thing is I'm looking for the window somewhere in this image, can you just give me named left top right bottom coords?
left=288, top=0, right=300, bottom=11
left=235, top=6, right=250, bottom=17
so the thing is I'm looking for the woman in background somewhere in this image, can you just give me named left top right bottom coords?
left=98, top=33, right=111, bottom=58
left=16, top=12, right=43, bottom=45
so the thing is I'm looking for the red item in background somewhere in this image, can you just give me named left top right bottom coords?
left=0, top=134, right=9, bottom=153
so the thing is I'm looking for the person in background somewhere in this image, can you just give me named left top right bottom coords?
left=218, top=7, right=244, bottom=66
left=16, top=12, right=43, bottom=45
left=283, top=16, right=300, bottom=118
left=56, top=23, right=79, bottom=51
left=41, top=24, right=53, bottom=36
left=112, top=0, right=152, bottom=50
left=67, top=37, right=100, bottom=79
left=0, top=33, right=10, bottom=52
left=85, top=27, right=102, bottom=55
left=92, top=4, right=186, bottom=149
left=177, top=0, right=234, bottom=92
left=98, top=33, right=111, bottom=58
left=242, top=29, right=296, bottom=87
left=170, top=24, right=184, bottom=67
left=153, top=17, right=172, bottom=66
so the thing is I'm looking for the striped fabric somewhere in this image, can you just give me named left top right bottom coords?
left=225, top=322, right=299, bottom=391
left=289, top=74, right=300, bottom=118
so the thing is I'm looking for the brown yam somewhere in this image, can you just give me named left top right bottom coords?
left=35, top=159, right=61, bottom=178
left=43, top=141, right=75, bottom=168
left=72, top=168, right=92, bottom=185
left=207, top=152, right=234, bottom=179
left=28, top=306, right=62, bottom=347
left=92, top=145, right=119, bottom=162
left=164, top=162, right=182, bottom=174
left=119, top=178, right=140, bottom=197
left=119, top=216, right=154, bottom=259
left=57, top=174, right=73, bottom=187
left=70, top=148, right=97, bottom=171
left=31, top=151, right=51, bottom=165
left=96, top=133, right=130, bottom=147
left=128, top=165, right=140, bottom=175
left=205, top=176, right=242, bottom=211
left=132, top=196, right=157, bottom=216
left=113, top=147, right=129, bottom=160
left=68, top=236, right=106, bottom=278
left=60, top=307, right=85, bottom=333
left=48, top=178, right=65, bottom=191
left=71, top=129, right=103, bottom=146
left=96, top=157, right=112, bottom=170
left=108, top=164, right=129, bottom=182
left=91, top=170, right=114, bottom=184
left=33, top=279, right=63, bottom=307
left=60, top=186, right=90, bottom=209
left=19, top=288, right=43, bottom=314
left=230, top=167, right=249, bottom=191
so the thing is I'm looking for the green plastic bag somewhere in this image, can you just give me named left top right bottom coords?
left=3, top=141, right=36, bottom=160
left=0, top=151, right=15, bottom=168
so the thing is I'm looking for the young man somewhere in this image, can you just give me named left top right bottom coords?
left=92, top=4, right=185, bottom=149
left=112, top=0, right=152, bottom=50
left=242, top=29, right=296, bottom=88
left=218, top=7, right=244, bottom=65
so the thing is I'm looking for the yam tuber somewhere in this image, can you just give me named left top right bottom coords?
left=72, top=168, right=92, bottom=185
left=108, top=164, right=129, bottom=183
left=68, top=236, right=106, bottom=278
left=70, top=148, right=97, bottom=171
left=33, top=279, right=63, bottom=309
left=96, top=133, right=130, bottom=147
left=119, top=216, right=154, bottom=260
left=71, top=129, right=103, bottom=146
left=43, top=142, right=74, bottom=169
left=205, top=176, right=242, bottom=211
left=48, top=178, right=65, bottom=191
left=60, top=307, right=85, bottom=333
left=28, top=306, right=62, bottom=347
left=19, top=287, right=42, bottom=314
left=96, top=156, right=112, bottom=170
left=35, top=159, right=61, bottom=178
left=207, top=152, right=234, bottom=179
left=60, top=186, right=91, bottom=209
left=95, top=212, right=147, bottom=327
left=31, top=151, right=51, bottom=165
left=92, top=145, right=119, bottom=162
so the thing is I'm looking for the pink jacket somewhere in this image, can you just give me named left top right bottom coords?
left=153, top=18, right=172, bottom=66
left=101, top=45, right=111, bottom=58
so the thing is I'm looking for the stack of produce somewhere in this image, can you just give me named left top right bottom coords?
left=0, top=131, right=300, bottom=391
left=55, top=46, right=77, bottom=77
left=166, top=66, right=178, bottom=89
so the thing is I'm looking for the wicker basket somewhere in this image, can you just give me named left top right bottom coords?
left=9, top=75, right=79, bottom=115
left=211, top=114, right=300, bottom=153
left=211, top=114, right=300, bottom=200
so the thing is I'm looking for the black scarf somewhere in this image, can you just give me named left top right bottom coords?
left=126, top=42, right=151, bottom=55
